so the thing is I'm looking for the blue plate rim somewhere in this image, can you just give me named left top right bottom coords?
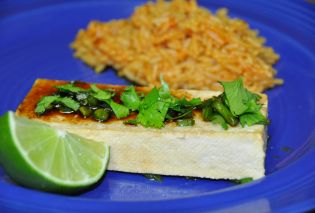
left=1, top=0, right=315, bottom=212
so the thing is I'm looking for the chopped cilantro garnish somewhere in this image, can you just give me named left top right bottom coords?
left=239, top=112, right=270, bottom=127
left=220, top=79, right=261, bottom=116
left=137, top=108, right=164, bottom=128
left=158, top=76, right=173, bottom=101
left=170, top=98, right=202, bottom=111
left=90, top=84, right=113, bottom=101
left=167, top=98, right=201, bottom=120
left=234, top=177, right=253, bottom=184
left=55, top=84, right=86, bottom=93
left=56, top=97, right=80, bottom=111
left=120, top=86, right=140, bottom=111
left=35, top=96, right=59, bottom=115
left=105, top=99, right=129, bottom=119
left=90, top=84, right=130, bottom=118
left=35, top=96, right=79, bottom=115
left=35, top=78, right=269, bottom=129
left=217, top=78, right=269, bottom=128
left=136, top=87, right=170, bottom=128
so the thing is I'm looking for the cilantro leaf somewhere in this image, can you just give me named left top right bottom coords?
left=159, top=76, right=172, bottom=100
left=141, top=87, right=159, bottom=106
left=246, top=99, right=262, bottom=113
left=239, top=112, right=270, bottom=127
left=167, top=98, right=201, bottom=120
left=105, top=99, right=129, bottom=119
left=137, top=87, right=169, bottom=128
left=135, top=80, right=174, bottom=128
left=35, top=96, right=80, bottom=115
left=55, top=84, right=86, bottom=93
left=137, top=106, right=165, bottom=128
left=56, top=97, right=80, bottom=111
left=138, top=102, right=169, bottom=128
left=120, top=86, right=140, bottom=111
left=211, top=114, right=228, bottom=130
left=35, top=96, right=59, bottom=115
left=188, top=98, right=202, bottom=106
left=220, top=79, right=262, bottom=116
left=157, top=101, right=170, bottom=118
left=90, top=84, right=113, bottom=101
left=170, top=98, right=202, bottom=111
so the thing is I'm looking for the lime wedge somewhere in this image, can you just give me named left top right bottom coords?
left=0, top=111, right=110, bottom=194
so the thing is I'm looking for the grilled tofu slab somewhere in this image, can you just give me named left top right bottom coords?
left=16, top=79, right=268, bottom=180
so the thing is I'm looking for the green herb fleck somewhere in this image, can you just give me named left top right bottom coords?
left=158, top=76, right=173, bottom=101
left=105, top=99, right=129, bottom=119
left=281, top=146, right=293, bottom=153
left=234, top=177, right=253, bottom=184
left=56, top=97, right=80, bottom=111
left=90, top=84, right=113, bottom=101
left=120, top=86, right=140, bottom=111
left=55, top=83, right=86, bottom=93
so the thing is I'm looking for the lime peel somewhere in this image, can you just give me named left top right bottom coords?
left=0, top=111, right=110, bottom=194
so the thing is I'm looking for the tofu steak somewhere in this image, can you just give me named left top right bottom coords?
left=16, top=79, right=268, bottom=180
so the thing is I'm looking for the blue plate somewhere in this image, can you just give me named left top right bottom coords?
left=1, top=0, right=315, bottom=212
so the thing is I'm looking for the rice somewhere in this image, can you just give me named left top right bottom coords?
left=71, top=0, right=283, bottom=92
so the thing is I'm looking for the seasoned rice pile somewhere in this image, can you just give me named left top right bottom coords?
left=71, top=0, right=283, bottom=92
